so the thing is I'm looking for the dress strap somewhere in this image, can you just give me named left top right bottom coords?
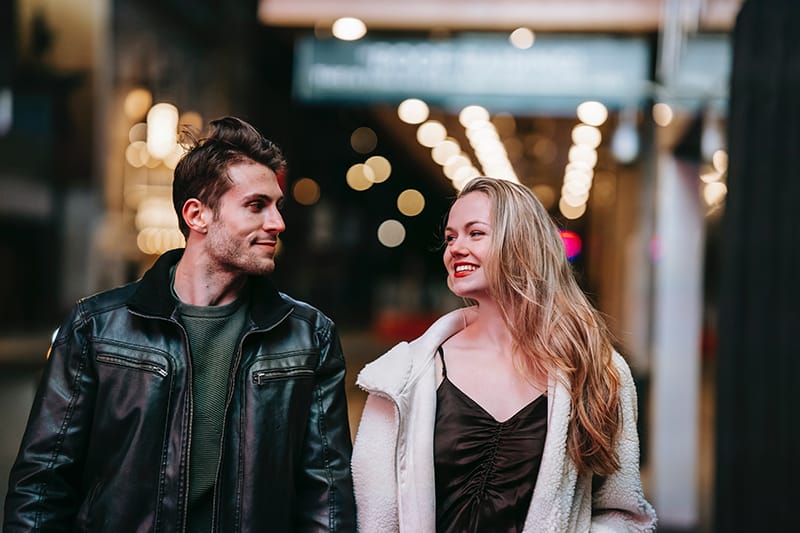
left=437, top=346, right=447, bottom=378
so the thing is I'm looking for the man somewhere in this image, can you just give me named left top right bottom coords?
left=3, top=117, right=356, bottom=532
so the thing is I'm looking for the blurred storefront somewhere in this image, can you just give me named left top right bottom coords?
left=0, top=0, right=747, bottom=530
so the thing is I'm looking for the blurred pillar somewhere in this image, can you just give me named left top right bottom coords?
left=0, top=0, right=14, bottom=136
left=715, top=1, right=800, bottom=531
left=650, top=153, right=704, bottom=529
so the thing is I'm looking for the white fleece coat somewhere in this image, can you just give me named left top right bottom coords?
left=351, top=308, right=657, bottom=533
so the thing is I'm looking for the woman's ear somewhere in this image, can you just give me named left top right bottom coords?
left=182, top=198, right=209, bottom=235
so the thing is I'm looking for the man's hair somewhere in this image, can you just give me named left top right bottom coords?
left=172, top=116, right=286, bottom=237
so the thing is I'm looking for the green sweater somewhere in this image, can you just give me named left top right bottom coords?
left=172, top=275, right=249, bottom=532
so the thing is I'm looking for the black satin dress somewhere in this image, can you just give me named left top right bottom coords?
left=434, top=347, right=548, bottom=533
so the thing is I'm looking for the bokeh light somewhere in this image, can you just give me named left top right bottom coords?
left=509, top=28, right=535, bottom=49
left=559, top=229, right=582, bottom=261
left=332, top=17, right=367, bottom=41
left=377, top=219, right=406, bottom=247
left=293, top=177, right=321, bottom=206
left=346, top=163, right=375, bottom=191
left=365, top=155, right=392, bottom=183
left=397, top=189, right=425, bottom=216
left=351, top=126, right=378, bottom=154
left=397, top=98, right=430, bottom=124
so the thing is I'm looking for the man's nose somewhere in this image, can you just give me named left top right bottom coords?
left=265, top=209, right=286, bottom=233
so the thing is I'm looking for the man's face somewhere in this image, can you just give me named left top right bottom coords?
left=204, top=161, right=285, bottom=276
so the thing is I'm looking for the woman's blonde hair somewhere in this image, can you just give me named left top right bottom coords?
left=456, top=177, right=621, bottom=476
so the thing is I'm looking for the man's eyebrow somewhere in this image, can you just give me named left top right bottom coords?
left=242, top=193, right=280, bottom=203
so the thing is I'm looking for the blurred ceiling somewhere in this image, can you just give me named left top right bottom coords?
left=258, top=0, right=742, bottom=32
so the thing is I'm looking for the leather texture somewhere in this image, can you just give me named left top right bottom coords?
left=3, top=249, right=356, bottom=532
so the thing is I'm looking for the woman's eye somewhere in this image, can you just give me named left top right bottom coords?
left=470, top=231, right=484, bottom=237
left=444, top=235, right=455, bottom=243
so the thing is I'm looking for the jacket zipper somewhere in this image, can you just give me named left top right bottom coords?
left=95, top=353, right=168, bottom=377
left=129, top=310, right=193, bottom=533
left=210, top=306, right=294, bottom=532
left=252, top=367, right=314, bottom=385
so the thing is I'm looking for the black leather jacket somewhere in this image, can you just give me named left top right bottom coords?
left=3, top=249, right=356, bottom=532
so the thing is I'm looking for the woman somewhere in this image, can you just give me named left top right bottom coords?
left=352, top=177, right=656, bottom=532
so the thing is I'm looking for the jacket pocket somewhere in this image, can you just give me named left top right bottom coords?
left=93, top=339, right=171, bottom=378
left=96, top=353, right=168, bottom=377
left=252, top=367, right=314, bottom=385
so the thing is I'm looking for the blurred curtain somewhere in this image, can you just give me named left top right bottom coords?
left=715, top=0, right=800, bottom=531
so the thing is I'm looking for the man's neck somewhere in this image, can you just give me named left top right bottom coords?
left=172, top=250, right=248, bottom=307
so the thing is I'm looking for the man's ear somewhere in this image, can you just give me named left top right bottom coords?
left=182, top=198, right=209, bottom=235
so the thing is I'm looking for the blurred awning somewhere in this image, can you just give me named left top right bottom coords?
left=258, top=0, right=741, bottom=32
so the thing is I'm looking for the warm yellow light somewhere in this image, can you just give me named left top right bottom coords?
left=431, top=139, right=461, bottom=165
left=397, top=189, right=425, bottom=216
left=571, top=124, right=602, bottom=148
left=416, top=120, right=447, bottom=148
left=703, top=181, right=728, bottom=206
left=332, top=17, right=367, bottom=41
left=700, top=170, right=723, bottom=184
left=135, top=197, right=179, bottom=231
left=146, top=103, right=179, bottom=159
left=164, top=143, right=187, bottom=170
left=468, top=128, right=500, bottom=148
left=346, top=163, right=375, bottom=191
left=351, top=127, right=377, bottom=154
left=125, top=142, right=147, bottom=168
left=137, top=228, right=185, bottom=255
left=712, top=149, right=729, bottom=173
left=576, top=101, right=608, bottom=127
left=397, top=99, right=430, bottom=125
left=129, top=122, right=147, bottom=143
left=293, top=177, right=321, bottom=206
left=559, top=198, right=587, bottom=219
left=365, top=155, right=392, bottom=183
left=652, top=103, right=674, bottom=127
left=377, top=219, right=406, bottom=248
left=124, top=88, right=153, bottom=121
left=568, top=144, right=598, bottom=167
left=509, top=28, right=535, bottom=49
left=443, top=154, right=472, bottom=179
left=564, top=169, right=593, bottom=186
left=452, top=166, right=481, bottom=190
left=562, top=180, right=591, bottom=199
left=459, top=105, right=490, bottom=128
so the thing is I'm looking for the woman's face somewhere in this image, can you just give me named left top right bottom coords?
left=443, top=191, right=493, bottom=301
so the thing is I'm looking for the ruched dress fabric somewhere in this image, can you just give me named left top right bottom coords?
left=434, top=347, right=547, bottom=533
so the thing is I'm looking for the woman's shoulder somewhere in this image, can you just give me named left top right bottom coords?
left=356, top=307, right=476, bottom=395
left=610, top=351, right=636, bottom=386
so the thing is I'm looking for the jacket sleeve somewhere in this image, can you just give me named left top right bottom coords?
left=590, top=354, right=657, bottom=532
left=294, top=322, right=357, bottom=532
left=351, top=393, right=400, bottom=533
left=3, top=305, right=96, bottom=532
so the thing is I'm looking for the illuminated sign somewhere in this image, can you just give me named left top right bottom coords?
left=293, top=33, right=651, bottom=113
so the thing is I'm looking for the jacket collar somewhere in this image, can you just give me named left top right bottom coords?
left=356, top=307, right=476, bottom=399
left=127, top=248, right=293, bottom=328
